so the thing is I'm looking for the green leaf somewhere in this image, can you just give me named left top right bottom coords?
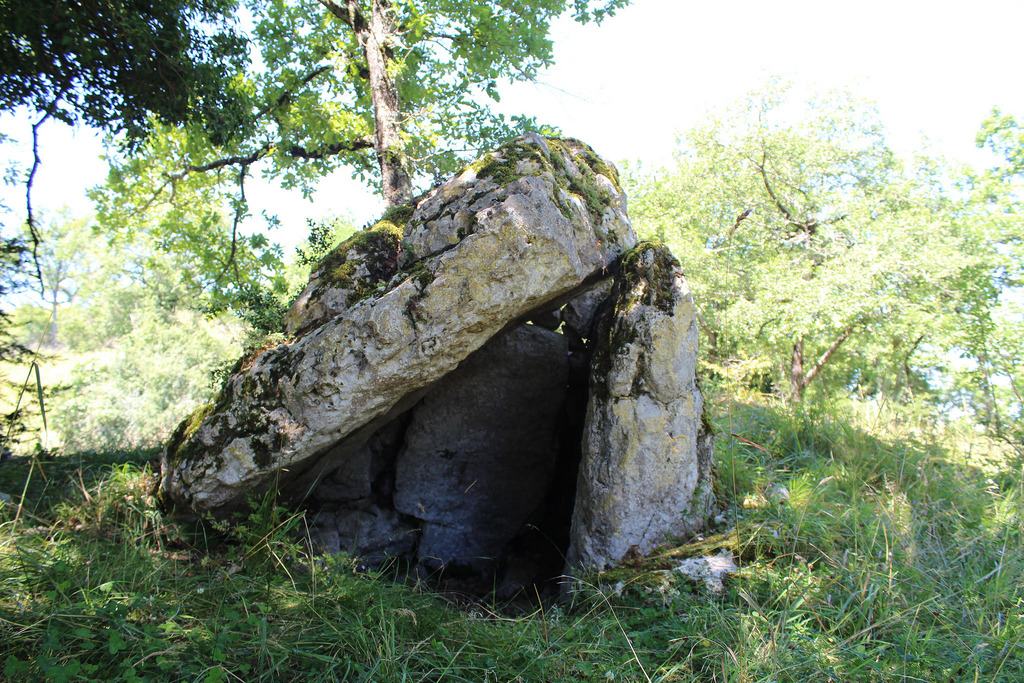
left=31, top=360, right=48, bottom=440
left=4, top=657, right=31, bottom=677
left=107, top=630, right=128, bottom=654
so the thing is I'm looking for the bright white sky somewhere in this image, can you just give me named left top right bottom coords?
left=4, top=0, right=1023, bottom=252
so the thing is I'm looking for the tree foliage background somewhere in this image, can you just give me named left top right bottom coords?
left=0, top=1, right=1020, bottom=453
left=627, top=83, right=1022, bottom=442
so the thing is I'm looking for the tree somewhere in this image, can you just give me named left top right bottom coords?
left=0, top=2, right=251, bottom=411
left=0, top=0, right=247, bottom=144
left=628, top=84, right=990, bottom=404
left=53, top=305, right=242, bottom=451
left=307, top=0, right=627, bottom=203
left=976, top=107, right=1024, bottom=181
left=937, top=107, right=1024, bottom=441
left=26, top=214, right=93, bottom=347
left=103, top=0, right=630, bottom=210
left=1, top=0, right=249, bottom=262
left=91, top=127, right=291, bottom=320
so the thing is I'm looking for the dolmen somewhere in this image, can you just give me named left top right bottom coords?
left=159, top=135, right=715, bottom=592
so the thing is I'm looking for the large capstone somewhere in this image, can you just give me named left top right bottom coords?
left=159, top=135, right=635, bottom=515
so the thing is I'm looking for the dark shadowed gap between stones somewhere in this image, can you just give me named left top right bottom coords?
left=301, top=298, right=602, bottom=601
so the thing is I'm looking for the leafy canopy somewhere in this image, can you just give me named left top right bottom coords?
left=108, top=0, right=630, bottom=192
left=628, top=83, right=1009, bottom=408
left=0, top=0, right=248, bottom=147
left=90, top=0, right=630, bottom=315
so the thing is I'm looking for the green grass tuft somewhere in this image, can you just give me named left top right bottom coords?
left=2, top=395, right=1022, bottom=681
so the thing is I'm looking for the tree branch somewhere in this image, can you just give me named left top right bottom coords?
left=898, top=333, right=926, bottom=395
left=254, top=65, right=335, bottom=121
left=163, top=136, right=374, bottom=185
left=177, top=144, right=274, bottom=178
left=286, top=137, right=374, bottom=160
left=800, top=325, right=854, bottom=390
left=124, top=132, right=375, bottom=245
left=749, top=153, right=847, bottom=237
left=26, top=107, right=58, bottom=295
left=218, top=165, right=248, bottom=285
left=728, top=208, right=752, bottom=238
left=317, top=0, right=365, bottom=29
left=752, top=152, right=798, bottom=226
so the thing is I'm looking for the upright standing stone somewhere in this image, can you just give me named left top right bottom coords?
left=567, top=243, right=715, bottom=571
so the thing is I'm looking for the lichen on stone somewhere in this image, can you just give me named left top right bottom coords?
left=463, top=136, right=622, bottom=227
left=568, top=236, right=712, bottom=572
left=283, top=199, right=433, bottom=340
left=588, top=241, right=683, bottom=400
left=471, top=140, right=549, bottom=187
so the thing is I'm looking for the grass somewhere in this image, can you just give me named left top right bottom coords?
left=2, top=350, right=119, bottom=454
left=1, top=395, right=1022, bottom=682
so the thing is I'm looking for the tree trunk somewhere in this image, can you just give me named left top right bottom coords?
left=319, top=0, right=413, bottom=204
left=352, top=0, right=413, bottom=206
left=48, top=299, right=58, bottom=347
left=789, top=337, right=805, bottom=404
left=788, top=326, right=854, bottom=403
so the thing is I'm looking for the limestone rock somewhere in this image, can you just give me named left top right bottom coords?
left=305, top=416, right=408, bottom=506
left=567, top=242, right=715, bottom=572
left=310, top=505, right=417, bottom=563
left=159, top=135, right=635, bottom=516
left=283, top=220, right=403, bottom=338
left=562, top=280, right=613, bottom=340
left=393, top=324, right=568, bottom=570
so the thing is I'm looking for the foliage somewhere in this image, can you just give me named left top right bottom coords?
left=15, top=213, right=95, bottom=347
left=977, top=108, right=1024, bottom=180
left=247, top=0, right=629, bottom=186
left=0, top=233, right=29, bottom=362
left=2, top=397, right=1022, bottom=681
left=0, top=0, right=257, bottom=349
left=89, top=130, right=290, bottom=320
left=0, top=220, right=35, bottom=455
left=102, top=0, right=631, bottom=210
left=0, top=0, right=248, bottom=147
left=627, top=83, right=1015, bottom=416
left=295, top=215, right=358, bottom=268
left=951, top=107, right=1024, bottom=443
left=11, top=208, right=283, bottom=345
left=51, top=306, right=240, bottom=452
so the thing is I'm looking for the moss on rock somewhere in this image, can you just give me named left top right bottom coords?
left=312, top=218, right=405, bottom=307
left=594, top=531, right=742, bottom=585
left=589, top=241, right=683, bottom=399
left=465, top=136, right=621, bottom=226
left=617, top=241, right=683, bottom=315
left=471, top=141, right=549, bottom=186
left=165, top=402, right=215, bottom=468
